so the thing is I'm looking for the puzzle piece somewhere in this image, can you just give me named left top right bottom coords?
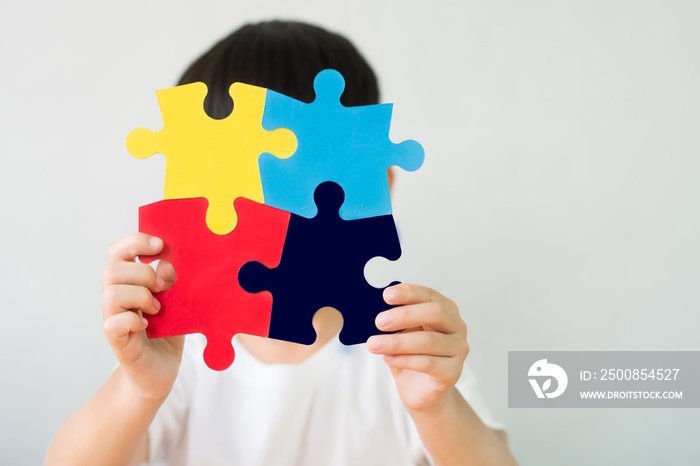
left=258, top=69, right=425, bottom=221
left=239, top=181, right=401, bottom=346
left=127, top=82, right=297, bottom=235
left=139, top=196, right=290, bottom=370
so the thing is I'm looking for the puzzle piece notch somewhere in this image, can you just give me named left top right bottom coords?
left=239, top=181, right=402, bottom=346
left=127, top=82, right=297, bottom=235
left=310, top=68, right=344, bottom=106
left=139, top=196, right=290, bottom=370
left=259, top=69, right=424, bottom=221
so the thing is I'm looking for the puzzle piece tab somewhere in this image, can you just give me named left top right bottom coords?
left=128, top=82, right=297, bottom=234
left=139, top=196, right=290, bottom=370
left=258, top=69, right=424, bottom=221
left=239, top=181, right=401, bottom=346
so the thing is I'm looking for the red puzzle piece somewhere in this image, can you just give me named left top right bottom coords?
left=139, top=197, right=290, bottom=370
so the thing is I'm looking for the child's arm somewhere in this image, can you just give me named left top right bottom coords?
left=46, top=233, right=184, bottom=466
left=367, top=283, right=518, bottom=466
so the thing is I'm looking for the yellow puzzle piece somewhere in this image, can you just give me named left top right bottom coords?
left=126, top=82, right=297, bottom=234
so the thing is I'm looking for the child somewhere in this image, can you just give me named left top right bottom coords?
left=46, top=20, right=517, bottom=466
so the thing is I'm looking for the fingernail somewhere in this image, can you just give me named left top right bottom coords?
left=376, top=312, right=391, bottom=328
left=368, top=336, right=384, bottom=351
left=385, top=287, right=399, bottom=303
left=142, top=317, right=148, bottom=327
left=149, top=236, right=162, bottom=248
left=156, top=276, right=164, bottom=291
left=153, top=297, right=161, bottom=311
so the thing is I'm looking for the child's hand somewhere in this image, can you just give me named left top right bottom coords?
left=366, top=283, right=469, bottom=415
left=102, top=232, right=184, bottom=401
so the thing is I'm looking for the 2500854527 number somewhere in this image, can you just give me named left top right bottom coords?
left=600, top=368, right=679, bottom=381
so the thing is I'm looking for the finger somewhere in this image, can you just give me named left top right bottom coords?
left=382, top=354, right=458, bottom=380
left=108, top=233, right=163, bottom=263
left=102, top=284, right=161, bottom=320
left=367, top=331, right=463, bottom=357
left=102, top=261, right=164, bottom=292
left=383, top=283, right=456, bottom=310
left=375, top=302, right=462, bottom=334
left=156, top=260, right=176, bottom=291
left=104, top=310, right=148, bottom=352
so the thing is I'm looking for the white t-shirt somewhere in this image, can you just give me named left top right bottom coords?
left=147, top=334, right=504, bottom=466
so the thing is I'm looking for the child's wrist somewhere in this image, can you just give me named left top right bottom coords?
left=115, top=365, right=173, bottom=405
left=405, top=387, right=458, bottom=421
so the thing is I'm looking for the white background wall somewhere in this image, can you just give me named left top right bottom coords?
left=1, top=0, right=699, bottom=464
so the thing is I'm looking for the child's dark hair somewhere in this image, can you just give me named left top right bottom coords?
left=178, top=20, right=380, bottom=119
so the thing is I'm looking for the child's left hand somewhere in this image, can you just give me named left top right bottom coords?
left=367, top=283, right=469, bottom=415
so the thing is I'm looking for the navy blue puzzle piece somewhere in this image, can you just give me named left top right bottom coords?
left=238, top=181, right=401, bottom=345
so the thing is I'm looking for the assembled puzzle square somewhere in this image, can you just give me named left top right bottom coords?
left=127, top=69, right=424, bottom=370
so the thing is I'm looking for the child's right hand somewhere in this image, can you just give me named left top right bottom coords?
left=101, top=232, right=184, bottom=401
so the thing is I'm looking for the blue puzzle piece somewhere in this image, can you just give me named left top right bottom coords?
left=239, top=182, right=402, bottom=346
left=259, top=69, right=424, bottom=220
